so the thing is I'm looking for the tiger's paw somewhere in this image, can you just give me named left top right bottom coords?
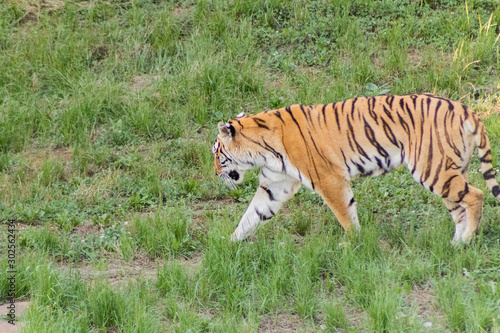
left=451, top=236, right=473, bottom=248
left=230, top=231, right=244, bottom=242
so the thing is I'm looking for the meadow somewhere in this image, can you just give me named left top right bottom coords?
left=0, top=0, right=500, bottom=332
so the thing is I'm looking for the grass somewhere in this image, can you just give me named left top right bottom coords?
left=0, top=0, right=500, bottom=332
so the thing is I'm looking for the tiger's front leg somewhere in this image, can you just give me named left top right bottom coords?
left=231, top=172, right=301, bottom=241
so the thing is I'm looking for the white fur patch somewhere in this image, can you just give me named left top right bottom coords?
left=236, top=112, right=245, bottom=118
left=212, top=141, right=219, bottom=154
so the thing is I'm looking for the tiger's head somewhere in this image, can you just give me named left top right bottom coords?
left=213, top=112, right=256, bottom=189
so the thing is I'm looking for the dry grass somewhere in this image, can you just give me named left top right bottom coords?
left=8, top=0, right=64, bottom=23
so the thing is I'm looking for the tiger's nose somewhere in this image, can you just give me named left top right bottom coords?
left=229, top=170, right=239, bottom=181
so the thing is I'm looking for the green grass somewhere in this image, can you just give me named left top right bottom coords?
left=1, top=0, right=500, bottom=332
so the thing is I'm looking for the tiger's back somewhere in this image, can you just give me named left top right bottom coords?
left=213, top=94, right=500, bottom=243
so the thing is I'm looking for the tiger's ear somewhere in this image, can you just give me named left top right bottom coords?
left=218, top=122, right=235, bottom=141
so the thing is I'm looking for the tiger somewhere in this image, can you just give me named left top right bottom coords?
left=212, top=94, right=500, bottom=244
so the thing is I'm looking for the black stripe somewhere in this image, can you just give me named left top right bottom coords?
left=262, top=139, right=286, bottom=171
left=238, top=132, right=286, bottom=171
left=255, top=208, right=273, bottom=221
left=479, top=132, right=488, bottom=149
left=429, top=159, right=443, bottom=193
left=447, top=100, right=454, bottom=112
left=274, top=111, right=285, bottom=124
left=434, top=102, right=445, bottom=155
left=347, top=116, right=371, bottom=161
left=422, top=130, right=433, bottom=183
left=386, top=95, right=394, bottom=109
left=441, top=174, right=458, bottom=198
left=472, top=118, right=480, bottom=135
left=418, top=97, right=425, bottom=160
left=493, top=185, right=500, bottom=197
left=363, top=117, right=389, bottom=159
left=341, top=100, right=347, bottom=115
left=410, top=94, right=418, bottom=109
left=457, top=183, right=469, bottom=203
left=382, top=105, right=395, bottom=123
left=351, top=98, right=358, bottom=119
left=443, top=114, right=462, bottom=159
left=341, top=150, right=351, bottom=174
left=445, top=157, right=460, bottom=170
left=334, top=103, right=341, bottom=131
left=483, top=168, right=496, bottom=180
left=368, top=97, right=378, bottom=124
left=348, top=197, right=355, bottom=206
left=405, top=100, right=416, bottom=129
left=260, top=185, right=276, bottom=201
left=433, top=101, right=442, bottom=130
left=321, top=104, right=328, bottom=127
left=300, top=104, right=313, bottom=126
left=381, top=118, right=399, bottom=147
left=252, top=117, right=269, bottom=129
left=399, top=142, right=405, bottom=164
left=479, top=149, right=492, bottom=163
left=354, top=162, right=365, bottom=175
left=308, top=130, right=333, bottom=167
left=284, top=106, right=318, bottom=187
left=463, top=105, right=469, bottom=120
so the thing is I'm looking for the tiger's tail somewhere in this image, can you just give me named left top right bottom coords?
left=471, top=115, right=500, bottom=201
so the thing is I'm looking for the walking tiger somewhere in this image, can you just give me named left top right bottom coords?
left=212, top=94, right=500, bottom=244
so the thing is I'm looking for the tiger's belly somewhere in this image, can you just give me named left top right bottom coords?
left=342, top=144, right=406, bottom=179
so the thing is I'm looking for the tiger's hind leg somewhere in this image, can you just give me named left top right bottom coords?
left=428, top=172, right=483, bottom=243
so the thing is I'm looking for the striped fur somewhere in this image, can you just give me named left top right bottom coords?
left=213, top=94, right=500, bottom=243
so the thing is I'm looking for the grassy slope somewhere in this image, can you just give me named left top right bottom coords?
left=0, top=0, right=500, bottom=332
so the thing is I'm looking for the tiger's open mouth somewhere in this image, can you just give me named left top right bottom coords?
left=219, top=172, right=236, bottom=190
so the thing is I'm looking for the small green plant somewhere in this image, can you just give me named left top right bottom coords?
left=133, top=207, right=195, bottom=257
left=324, top=301, right=349, bottom=331
left=54, top=210, right=81, bottom=232
left=87, top=282, right=127, bottom=329
left=119, top=228, right=137, bottom=262
left=38, top=158, right=65, bottom=186
left=100, top=222, right=127, bottom=251
left=364, top=82, right=391, bottom=96
left=19, top=227, right=62, bottom=255
left=157, top=261, right=191, bottom=298
left=290, top=210, right=312, bottom=236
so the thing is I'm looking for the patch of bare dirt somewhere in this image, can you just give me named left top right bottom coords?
left=71, top=169, right=120, bottom=204
left=130, top=75, right=162, bottom=92
left=0, top=301, right=30, bottom=333
left=60, top=252, right=158, bottom=286
left=258, top=314, right=310, bottom=333
left=70, top=223, right=100, bottom=236
left=28, top=147, right=72, bottom=172
left=172, top=5, right=194, bottom=17
left=324, top=287, right=369, bottom=330
left=408, top=51, right=422, bottom=67
left=178, top=252, right=203, bottom=275
left=191, top=198, right=238, bottom=231
left=9, top=0, right=64, bottom=24
left=404, top=284, right=447, bottom=330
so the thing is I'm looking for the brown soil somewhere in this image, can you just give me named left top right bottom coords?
left=0, top=301, right=30, bottom=333
left=258, top=313, right=310, bottom=332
